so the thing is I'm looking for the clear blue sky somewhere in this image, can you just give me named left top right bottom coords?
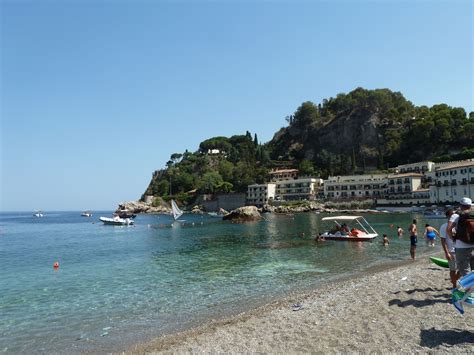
left=1, top=0, right=473, bottom=211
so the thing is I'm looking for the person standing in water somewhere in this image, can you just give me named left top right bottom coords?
left=397, top=226, right=404, bottom=238
left=424, top=224, right=440, bottom=247
left=408, top=219, right=417, bottom=260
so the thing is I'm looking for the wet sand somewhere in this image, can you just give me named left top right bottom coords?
left=127, top=258, right=473, bottom=353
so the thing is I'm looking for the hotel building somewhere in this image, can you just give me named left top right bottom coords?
left=275, top=177, right=323, bottom=201
left=377, top=173, right=431, bottom=205
left=246, top=183, right=276, bottom=207
left=323, top=174, right=387, bottom=199
left=428, top=159, right=474, bottom=203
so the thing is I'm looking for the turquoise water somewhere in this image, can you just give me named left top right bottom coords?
left=0, top=211, right=445, bottom=353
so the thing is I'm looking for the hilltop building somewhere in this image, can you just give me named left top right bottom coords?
left=268, top=169, right=298, bottom=182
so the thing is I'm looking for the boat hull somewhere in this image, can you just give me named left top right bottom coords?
left=99, top=217, right=134, bottom=226
left=322, top=236, right=377, bottom=242
left=321, top=233, right=378, bottom=242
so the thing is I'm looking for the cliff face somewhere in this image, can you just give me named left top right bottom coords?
left=267, top=88, right=415, bottom=171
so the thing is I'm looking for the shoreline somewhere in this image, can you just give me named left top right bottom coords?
left=124, top=256, right=473, bottom=353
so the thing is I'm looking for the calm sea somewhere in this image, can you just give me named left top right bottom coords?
left=0, top=211, right=445, bottom=353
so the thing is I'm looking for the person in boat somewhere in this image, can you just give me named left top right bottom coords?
left=440, top=209, right=459, bottom=288
left=424, top=224, right=439, bottom=247
left=340, top=223, right=350, bottom=235
left=408, top=219, right=417, bottom=260
left=397, top=226, right=404, bottom=238
left=382, top=234, right=389, bottom=246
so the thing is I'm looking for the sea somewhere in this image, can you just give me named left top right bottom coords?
left=0, top=211, right=447, bottom=353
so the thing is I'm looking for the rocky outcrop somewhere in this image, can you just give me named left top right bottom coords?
left=223, top=206, right=262, bottom=222
left=219, top=208, right=229, bottom=215
left=191, top=205, right=204, bottom=214
left=115, top=200, right=171, bottom=214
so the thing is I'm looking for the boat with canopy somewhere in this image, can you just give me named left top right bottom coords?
left=320, top=216, right=378, bottom=242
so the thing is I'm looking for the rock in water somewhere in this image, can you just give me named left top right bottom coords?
left=222, top=206, right=262, bottom=222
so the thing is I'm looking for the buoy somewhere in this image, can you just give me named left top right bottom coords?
left=53, top=261, right=59, bottom=269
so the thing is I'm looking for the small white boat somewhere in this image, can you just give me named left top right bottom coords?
left=81, top=211, right=93, bottom=217
left=99, top=216, right=134, bottom=225
left=320, top=216, right=378, bottom=242
left=33, top=211, right=43, bottom=217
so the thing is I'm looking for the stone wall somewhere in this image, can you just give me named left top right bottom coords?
left=201, top=193, right=246, bottom=212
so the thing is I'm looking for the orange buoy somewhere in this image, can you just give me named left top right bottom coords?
left=53, top=261, right=59, bottom=269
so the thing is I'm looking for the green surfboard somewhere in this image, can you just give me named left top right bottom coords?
left=430, top=256, right=449, bottom=268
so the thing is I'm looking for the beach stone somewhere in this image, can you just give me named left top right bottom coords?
left=223, top=206, right=262, bottom=222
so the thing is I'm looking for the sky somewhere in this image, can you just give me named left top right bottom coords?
left=1, top=0, right=473, bottom=211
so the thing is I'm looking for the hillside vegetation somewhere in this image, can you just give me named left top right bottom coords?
left=143, top=87, right=474, bottom=204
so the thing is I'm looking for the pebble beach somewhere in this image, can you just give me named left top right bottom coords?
left=128, top=258, right=473, bottom=353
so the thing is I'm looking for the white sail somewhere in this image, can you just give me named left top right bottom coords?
left=171, top=200, right=183, bottom=220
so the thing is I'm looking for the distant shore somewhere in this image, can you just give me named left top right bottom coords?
left=125, top=257, right=473, bottom=353
left=116, top=199, right=400, bottom=216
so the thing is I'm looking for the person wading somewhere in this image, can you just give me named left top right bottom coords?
left=408, top=219, right=417, bottom=260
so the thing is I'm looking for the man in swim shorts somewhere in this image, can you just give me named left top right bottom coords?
left=409, top=219, right=417, bottom=260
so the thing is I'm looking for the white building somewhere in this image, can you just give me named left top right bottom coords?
left=247, top=183, right=276, bottom=207
left=377, top=173, right=431, bottom=205
left=275, top=177, right=323, bottom=201
left=324, top=174, right=387, bottom=200
left=429, top=159, right=474, bottom=203
left=395, top=161, right=435, bottom=174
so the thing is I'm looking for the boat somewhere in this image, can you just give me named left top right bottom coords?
left=81, top=211, right=93, bottom=217
left=99, top=216, right=134, bottom=225
left=423, top=208, right=446, bottom=219
left=320, top=216, right=378, bottom=242
left=429, top=256, right=449, bottom=268
left=33, top=211, right=43, bottom=217
left=171, top=200, right=183, bottom=221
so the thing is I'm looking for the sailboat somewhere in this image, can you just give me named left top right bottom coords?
left=171, top=200, right=183, bottom=221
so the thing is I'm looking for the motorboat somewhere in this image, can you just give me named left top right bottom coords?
left=33, top=211, right=43, bottom=217
left=81, top=211, right=93, bottom=217
left=320, top=216, right=378, bottom=242
left=423, top=207, right=446, bottom=219
left=99, top=216, right=134, bottom=225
